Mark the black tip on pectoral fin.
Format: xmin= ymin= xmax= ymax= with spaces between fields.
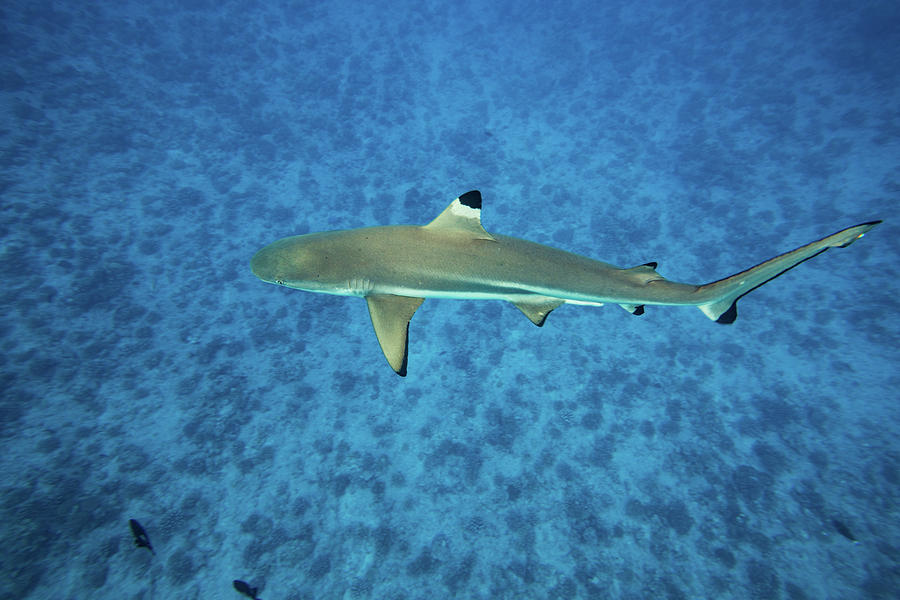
xmin=633 ymin=305 xmax=645 ymax=316
xmin=396 ymin=327 xmax=409 ymax=377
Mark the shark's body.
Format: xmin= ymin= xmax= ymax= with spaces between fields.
xmin=251 ymin=191 xmax=879 ymax=375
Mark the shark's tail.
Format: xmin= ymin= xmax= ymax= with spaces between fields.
xmin=697 ymin=220 xmax=881 ymax=324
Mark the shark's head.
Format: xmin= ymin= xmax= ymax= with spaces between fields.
xmin=250 ymin=235 xmax=318 ymax=289
xmin=252 ymin=232 xmax=364 ymax=294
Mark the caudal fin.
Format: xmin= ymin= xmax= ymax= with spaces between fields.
xmin=698 ymin=220 xmax=881 ymax=324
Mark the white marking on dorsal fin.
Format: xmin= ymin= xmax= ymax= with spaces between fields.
xmin=424 ymin=190 xmax=496 ymax=241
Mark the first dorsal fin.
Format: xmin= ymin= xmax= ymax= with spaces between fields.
xmin=424 ymin=191 xmax=495 ymax=241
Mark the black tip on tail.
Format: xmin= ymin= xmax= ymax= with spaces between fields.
xmin=716 ymin=302 xmax=738 ymax=324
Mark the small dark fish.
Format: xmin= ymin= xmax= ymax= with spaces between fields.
xmin=831 ymin=519 xmax=860 ymax=544
xmin=233 ymin=579 xmax=261 ymax=600
xmin=129 ymin=519 xmax=155 ymax=555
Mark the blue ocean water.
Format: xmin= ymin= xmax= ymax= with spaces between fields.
xmin=1 ymin=0 xmax=898 ymax=598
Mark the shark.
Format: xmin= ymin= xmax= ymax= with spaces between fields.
xmin=251 ymin=191 xmax=879 ymax=376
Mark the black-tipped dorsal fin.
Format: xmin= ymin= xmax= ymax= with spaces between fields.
xmin=625 ymin=262 xmax=665 ymax=284
xmin=628 ymin=262 xmax=658 ymax=272
xmin=424 ymin=191 xmax=495 ymax=241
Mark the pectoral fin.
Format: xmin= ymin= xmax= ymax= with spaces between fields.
xmin=366 ymin=295 xmax=425 ymax=376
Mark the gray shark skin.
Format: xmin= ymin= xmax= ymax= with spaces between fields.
xmin=251 ymin=191 xmax=880 ymax=376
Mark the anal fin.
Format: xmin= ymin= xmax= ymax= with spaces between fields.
xmin=618 ymin=304 xmax=645 ymax=315
xmin=366 ymin=295 xmax=425 ymax=376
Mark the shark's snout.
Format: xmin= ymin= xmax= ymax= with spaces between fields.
xmin=251 ymin=235 xmax=313 ymax=285
xmin=250 ymin=245 xmax=279 ymax=282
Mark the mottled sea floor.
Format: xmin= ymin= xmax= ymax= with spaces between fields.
xmin=1 ymin=1 xmax=898 ymax=599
